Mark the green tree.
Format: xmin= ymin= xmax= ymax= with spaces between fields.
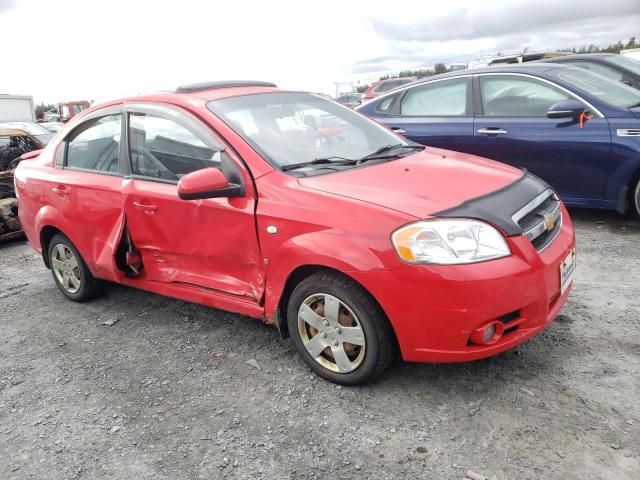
xmin=35 ymin=102 xmax=55 ymax=115
xmin=434 ymin=63 xmax=447 ymax=75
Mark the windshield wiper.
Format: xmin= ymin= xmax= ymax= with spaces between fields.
xmin=358 ymin=143 xmax=424 ymax=162
xmin=281 ymin=156 xmax=357 ymax=171
xmin=281 ymin=144 xmax=425 ymax=172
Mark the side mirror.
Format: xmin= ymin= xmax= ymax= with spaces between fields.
xmin=177 ymin=167 xmax=244 ymax=200
xmin=546 ymin=100 xmax=586 ymax=119
xmin=620 ymin=79 xmax=633 ymax=87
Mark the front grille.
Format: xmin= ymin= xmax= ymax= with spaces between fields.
xmin=513 ymin=190 xmax=561 ymax=251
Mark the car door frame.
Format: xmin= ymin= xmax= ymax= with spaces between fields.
xmin=119 ymin=101 xmax=266 ymax=305
xmin=471 ymin=71 xmax=605 ymax=119
xmin=382 ymin=75 xmax=474 ymax=117
xmin=48 ymin=104 xmax=128 ymax=282
xmin=471 ymin=72 xmax=613 ymax=203
xmin=369 ymin=75 xmax=477 ymax=152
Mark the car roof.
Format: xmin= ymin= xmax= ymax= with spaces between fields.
xmin=358 ymin=63 xmax=581 ymax=103
xmin=397 ymin=63 xmax=566 ymax=85
xmin=542 ymin=53 xmax=614 ymax=62
xmin=132 ymin=85 xmax=286 ymax=103
xmin=80 ymin=81 xmax=289 ymax=117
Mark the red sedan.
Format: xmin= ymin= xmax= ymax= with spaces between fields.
xmin=14 ymin=81 xmax=576 ymax=384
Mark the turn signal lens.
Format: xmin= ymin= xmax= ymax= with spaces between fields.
xmin=392 ymin=219 xmax=510 ymax=265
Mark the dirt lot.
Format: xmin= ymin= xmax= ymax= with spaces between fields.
xmin=1 ymin=209 xmax=638 ymax=480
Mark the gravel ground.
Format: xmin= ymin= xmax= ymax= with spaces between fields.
xmin=1 ymin=208 xmax=639 ymax=480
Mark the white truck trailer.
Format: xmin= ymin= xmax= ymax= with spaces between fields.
xmin=0 ymin=94 xmax=36 ymax=122
xmin=621 ymin=48 xmax=640 ymax=61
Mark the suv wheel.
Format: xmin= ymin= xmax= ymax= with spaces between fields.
xmin=48 ymin=233 xmax=102 ymax=302
xmin=287 ymin=271 xmax=396 ymax=385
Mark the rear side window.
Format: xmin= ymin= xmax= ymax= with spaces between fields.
xmin=479 ymin=75 xmax=571 ymax=116
xmin=66 ymin=114 xmax=121 ymax=172
xmin=400 ymin=78 xmax=468 ymax=116
xmin=375 ymin=94 xmax=397 ymax=113
xmin=128 ymin=113 xmax=223 ymax=181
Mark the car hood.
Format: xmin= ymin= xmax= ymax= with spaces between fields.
xmin=297 ymin=147 xmax=524 ymax=218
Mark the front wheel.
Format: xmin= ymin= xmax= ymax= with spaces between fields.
xmin=48 ymin=233 xmax=103 ymax=302
xmin=287 ymin=271 xmax=396 ymax=385
xmin=631 ymin=177 xmax=640 ymax=218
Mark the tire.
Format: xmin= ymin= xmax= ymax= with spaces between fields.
xmin=631 ymin=177 xmax=640 ymax=218
xmin=287 ymin=271 xmax=397 ymax=385
xmin=48 ymin=233 xmax=103 ymax=302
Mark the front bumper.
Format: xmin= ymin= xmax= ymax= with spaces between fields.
xmin=353 ymin=204 xmax=576 ymax=363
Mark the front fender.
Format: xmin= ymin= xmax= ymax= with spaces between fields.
xmin=606 ymin=121 xmax=640 ymax=211
xmin=263 ymin=230 xmax=390 ymax=320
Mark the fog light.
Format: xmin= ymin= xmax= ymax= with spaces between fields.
xmin=483 ymin=324 xmax=496 ymax=343
xmin=470 ymin=321 xmax=504 ymax=346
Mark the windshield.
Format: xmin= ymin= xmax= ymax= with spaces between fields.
xmin=607 ymin=55 xmax=640 ymax=76
xmin=0 ymin=121 xmax=51 ymax=136
xmin=554 ymin=67 xmax=640 ymax=109
xmin=208 ymin=92 xmax=410 ymax=170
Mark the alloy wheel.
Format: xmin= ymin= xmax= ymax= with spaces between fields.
xmin=51 ymin=243 xmax=82 ymax=294
xmin=297 ymin=293 xmax=366 ymax=373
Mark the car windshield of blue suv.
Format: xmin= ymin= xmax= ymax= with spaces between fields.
xmin=208 ymin=92 xmax=422 ymax=174
xmin=554 ymin=67 xmax=640 ymax=108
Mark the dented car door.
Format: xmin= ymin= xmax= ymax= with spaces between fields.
xmin=121 ymin=104 xmax=264 ymax=301
xmin=43 ymin=108 xmax=126 ymax=281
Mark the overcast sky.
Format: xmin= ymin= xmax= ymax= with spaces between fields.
xmin=1 ymin=0 xmax=638 ymax=104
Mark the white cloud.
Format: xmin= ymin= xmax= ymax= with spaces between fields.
xmin=0 ymin=0 xmax=638 ymax=103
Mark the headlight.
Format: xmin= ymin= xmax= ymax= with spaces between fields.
xmin=391 ymin=219 xmax=510 ymax=265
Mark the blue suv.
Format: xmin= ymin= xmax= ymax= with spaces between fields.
xmin=356 ymin=64 xmax=640 ymax=216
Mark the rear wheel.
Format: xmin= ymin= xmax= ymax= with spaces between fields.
xmin=48 ymin=233 xmax=102 ymax=302
xmin=287 ymin=271 xmax=396 ymax=385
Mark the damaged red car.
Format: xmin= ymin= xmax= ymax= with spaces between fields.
xmin=15 ymin=81 xmax=576 ymax=384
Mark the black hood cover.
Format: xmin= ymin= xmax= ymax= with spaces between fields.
xmin=435 ymin=171 xmax=551 ymax=236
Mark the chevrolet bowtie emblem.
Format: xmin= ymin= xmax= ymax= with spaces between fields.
xmin=543 ymin=212 xmax=557 ymax=232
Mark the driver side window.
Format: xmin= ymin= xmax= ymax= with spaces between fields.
xmin=128 ymin=113 xmax=224 ymax=181
xmin=479 ymin=75 xmax=573 ymax=116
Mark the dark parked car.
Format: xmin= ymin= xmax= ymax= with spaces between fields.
xmin=356 ymin=64 xmax=640 ymax=217
xmin=541 ymin=53 xmax=640 ymax=90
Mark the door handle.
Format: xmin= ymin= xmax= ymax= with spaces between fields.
xmin=52 ymin=186 xmax=69 ymax=197
xmin=391 ymin=127 xmax=406 ymax=134
xmin=477 ymin=128 xmax=507 ymax=136
xmin=132 ymin=201 xmax=158 ymax=214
